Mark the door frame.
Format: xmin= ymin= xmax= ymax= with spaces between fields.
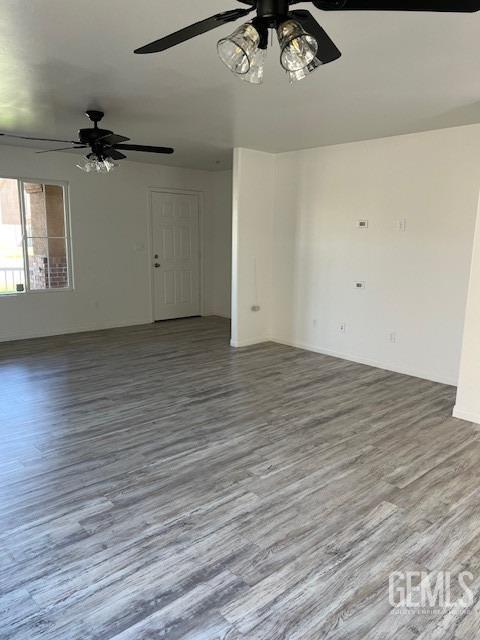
xmin=148 ymin=187 xmax=205 ymax=322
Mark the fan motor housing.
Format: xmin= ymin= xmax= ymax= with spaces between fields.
xmin=257 ymin=0 xmax=289 ymax=20
xmin=78 ymin=127 xmax=113 ymax=145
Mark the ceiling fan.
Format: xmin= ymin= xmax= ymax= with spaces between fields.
xmin=135 ymin=0 xmax=480 ymax=83
xmin=0 ymin=110 xmax=174 ymax=174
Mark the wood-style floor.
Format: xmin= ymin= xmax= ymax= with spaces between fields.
xmin=1 ymin=317 xmax=479 ymax=639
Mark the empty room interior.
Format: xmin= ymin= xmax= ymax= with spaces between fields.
xmin=2 ymin=1 xmax=480 ymax=638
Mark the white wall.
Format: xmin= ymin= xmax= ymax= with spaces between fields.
xmin=231 ymin=148 xmax=275 ymax=347
xmin=205 ymin=170 xmax=232 ymax=318
xmin=232 ymin=125 xmax=480 ymax=385
xmin=232 ymin=125 xmax=480 ymax=384
xmin=271 ymin=126 xmax=480 ymax=385
xmin=0 ymin=145 xmax=231 ymax=341
xmin=454 ymin=195 xmax=480 ymax=423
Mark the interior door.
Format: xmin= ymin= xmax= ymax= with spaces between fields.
xmin=151 ymin=191 xmax=200 ymax=321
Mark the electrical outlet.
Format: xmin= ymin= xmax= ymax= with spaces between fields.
xmin=354 ymin=281 xmax=366 ymax=290
xmin=339 ymin=322 xmax=347 ymax=334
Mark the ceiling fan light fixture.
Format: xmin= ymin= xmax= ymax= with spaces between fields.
xmin=217 ymin=22 xmax=260 ymax=75
xmin=76 ymin=156 xmax=117 ymax=174
xmin=277 ymin=19 xmax=318 ymax=72
xmin=76 ymin=158 xmax=95 ymax=173
xmin=99 ymin=157 xmax=117 ymax=173
xmin=286 ymin=56 xmax=323 ymax=83
xmin=238 ymin=46 xmax=267 ymax=84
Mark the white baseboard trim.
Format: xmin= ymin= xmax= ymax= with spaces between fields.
xmin=269 ymin=336 xmax=458 ymax=387
xmin=230 ymin=336 xmax=271 ymax=348
xmin=0 ymin=317 xmax=151 ymax=343
xmin=452 ymin=406 xmax=480 ymax=425
xmin=202 ymin=312 xmax=231 ymax=320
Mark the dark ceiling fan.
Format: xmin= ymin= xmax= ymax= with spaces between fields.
xmin=0 ymin=110 xmax=174 ymax=173
xmin=135 ymin=0 xmax=480 ymax=83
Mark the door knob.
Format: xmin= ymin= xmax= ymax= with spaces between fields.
xmin=154 ymin=263 xmax=161 ymax=268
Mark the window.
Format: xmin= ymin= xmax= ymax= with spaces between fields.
xmin=0 ymin=178 xmax=72 ymax=294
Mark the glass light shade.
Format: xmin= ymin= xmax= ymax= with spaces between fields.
xmin=278 ymin=20 xmax=318 ymax=72
xmin=76 ymin=157 xmax=117 ymax=173
xmin=286 ymin=56 xmax=322 ymax=83
xmin=217 ymin=23 xmax=260 ymax=75
xmin=238 ymin=47 xmax=267 ymax=84
xmin=76 ymin=158 xmax=94 ymax=173
xmin=100 ymin=158 xmax=116 ymax=173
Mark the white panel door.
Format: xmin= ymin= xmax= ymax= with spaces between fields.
xmin=151 ymin=192 xmax=200 ymax=321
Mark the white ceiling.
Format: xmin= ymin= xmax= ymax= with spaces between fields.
xmin=0 ymin=0 xmax=479 ymax=170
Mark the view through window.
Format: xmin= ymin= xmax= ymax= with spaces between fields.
xmin=0 ymin=179 xmax=71 ymax=294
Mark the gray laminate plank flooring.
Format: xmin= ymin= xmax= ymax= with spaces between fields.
xmin=1 ymin=317 xmax=479 ymax=639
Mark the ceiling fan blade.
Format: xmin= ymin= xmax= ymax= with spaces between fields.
xmin=0 ymin=133 xmax=79 ymax=144
xmin=106 ymin=149 xmax=127 ymax=160
xmin=312 ymin=0 xmax=480 ymax=11
xmin=134 ymin=7 xmax=254 ymax=54
xmin=290 ymin=10 xmax=342 ymax=64
xmin=98 ymin=133 xmax=130 ymax=145
xmin=115 ymin=144 xmax=174 ymax=155
xmin=35 ymin=146 xmax=87 ymax=154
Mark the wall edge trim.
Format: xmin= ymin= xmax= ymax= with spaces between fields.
xmin=269 ymin=336 xmax=458 ymax=386
xmin=230 ymin=336 xmax=271 ymax=348
xmin=452 ymin=405 xmax=480 ymax=425
xmin=0 ymin=318 xmax=151 ymax=343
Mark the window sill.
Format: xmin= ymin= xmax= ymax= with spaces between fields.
xmin=0 ymin=288 xmax=74 ymax=298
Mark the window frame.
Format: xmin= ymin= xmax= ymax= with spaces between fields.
xmin=0 ymin=176 xmax=73 ymax=296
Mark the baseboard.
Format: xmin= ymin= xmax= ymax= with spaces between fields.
xmin=452 ymin=406 xmax=480 ymax=425
xmin=0 ymin=317 xmax=151 ymax=343
xmin=230 ymin=336 xmax=271 ymax=348
xmin=269 ymin=336 xmax=458 ymax=387
xmin=202 ymin=313 xmax=231 ymax=320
